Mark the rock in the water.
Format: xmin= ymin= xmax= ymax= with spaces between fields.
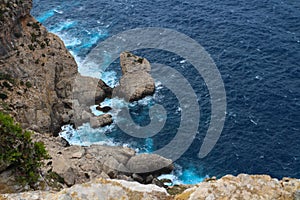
xmin=126 ymin=154 xmax=174 ymax=175
xmin=90 ymin=114 xmax=113 ymax=128
xmin=73 ymin=75 xmax=112 ymax=107
xmin=120 ymin=51 xmax=151 ymax=74
xmin=96 ymin=105 xmax=112 ymax=113
xmin=115 ymin=52 xmax=155 ymax=102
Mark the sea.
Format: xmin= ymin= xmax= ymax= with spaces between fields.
xmin=31 ymin=0 xmax=300 ymax=184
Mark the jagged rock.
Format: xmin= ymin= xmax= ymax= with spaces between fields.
xmin=1 ymin=178 xmax=170 ymax=200
xmin=114 ymin=52 xmax=155 ymax=102
xmin=175 ymin=174 xmax=300 ymax=200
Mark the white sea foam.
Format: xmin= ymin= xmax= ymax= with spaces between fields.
xmin=50 ymin=20 xmax=77 ymax=33
xmin=158 ymin=164 xmax=208 ymax=185
xmin=59 ymin=123 xmax=116 ymax=146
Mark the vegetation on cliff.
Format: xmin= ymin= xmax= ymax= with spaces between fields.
xmin=0 ymin=112 xmax=49 ymax=187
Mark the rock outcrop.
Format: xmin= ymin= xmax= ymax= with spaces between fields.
xmin=114 ymin=52 xmax=155 ymax=102
xmin=1 ymin=178 xmax=171 ymax=200
xmin=174 ymin=174 xmax=300 ymax=200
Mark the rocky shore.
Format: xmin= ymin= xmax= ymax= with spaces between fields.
xmin=1 ymin=0 xmax=300 ymax=199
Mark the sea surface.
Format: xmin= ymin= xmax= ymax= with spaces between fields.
xmin=32 ymin=0 xmax=300 ymax=184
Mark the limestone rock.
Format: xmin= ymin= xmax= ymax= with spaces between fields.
xmin=90 ymin=114 xmax=113 ymax=128
xmin=73 ymin=75 xmax=112 ymax=107
xmin=175 ymin=174 xmax=300 ymax=200
xmin=120 ymin=51 xmax=151 ymax=74
xmin=126 ymin=154 xmax=174 ymax=175
xmin=115 ymin=52 xmax=155 ymax=102
xmin=1 ymin=178 xmax=170 ymax=200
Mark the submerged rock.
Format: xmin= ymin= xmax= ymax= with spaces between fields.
xmin=114 ymin=52 xmax=155 ymax=102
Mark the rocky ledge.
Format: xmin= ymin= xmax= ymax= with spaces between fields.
xmin=1 ymin=174 xmax=300 ymax=200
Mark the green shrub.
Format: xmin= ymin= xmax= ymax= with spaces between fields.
xmin=25 ymin=81 xmax=32 ymax=88
xmin=0 ymin=73 xmax=14 ymax=84
xmin=0 ymin=93 xmax=8 ymax=100
xmin=0 ymin=112 xmax=49 ymax=187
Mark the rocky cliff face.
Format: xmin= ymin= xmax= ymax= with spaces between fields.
xmin=0 ymin=0 xmax=112 ymax=134
xmin=0 ymin=0 xmax=77 ymax=134
xmin=0 ymin=0 xmax=32 ymax=56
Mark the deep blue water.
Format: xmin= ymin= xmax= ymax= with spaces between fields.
xmin=32 ymin=0 xmax=300 ymax=183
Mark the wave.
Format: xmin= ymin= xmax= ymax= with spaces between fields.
xmin=158 ymin=164 xmax=208 ymax=185
xmin=50 ymin=20 xmax=77 ymax=33
xmin=36 ymin=9 xmax=56 ymax=23
xmin=59 ymin=123 xmax=115 ymax=146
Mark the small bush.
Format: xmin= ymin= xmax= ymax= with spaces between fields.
xmin=28 ymin=44 xmax=35 ymax=51
xmin=25 ymin=81 xmax=32 ymax=88
xmin=0 ymin=73 xmax=14 ymax=83
xmin=0 ymin=93 xmax=8 ymax=100
xmin=0 ymin=112 xmax=49 ymax=186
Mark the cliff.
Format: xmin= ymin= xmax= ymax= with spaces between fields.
xmin=0 ymin=0 xmax=77 ymax=134
xmin=0 ymin=0 xmax=112 ymax=134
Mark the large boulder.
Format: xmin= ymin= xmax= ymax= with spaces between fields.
xmin=115 ymin=52 xmax=155 ymax=102
xmin=126 ymin=154 xmax=174 ymax=175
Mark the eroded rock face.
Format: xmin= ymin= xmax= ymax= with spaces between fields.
xmin=0 ymin=0 xmax=32 ymax=56
xmin=0 ymin=0 xmax=77 ymax=134
xmin=0 ymin=0 xmax=113 ymax=134
xmin=175 ymin=174 xmax=300 ymax=200
xmin=115 ymin=52 xmax=155 ymax=102
xmin=1 ymin=178 xmax=171 ymax=200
